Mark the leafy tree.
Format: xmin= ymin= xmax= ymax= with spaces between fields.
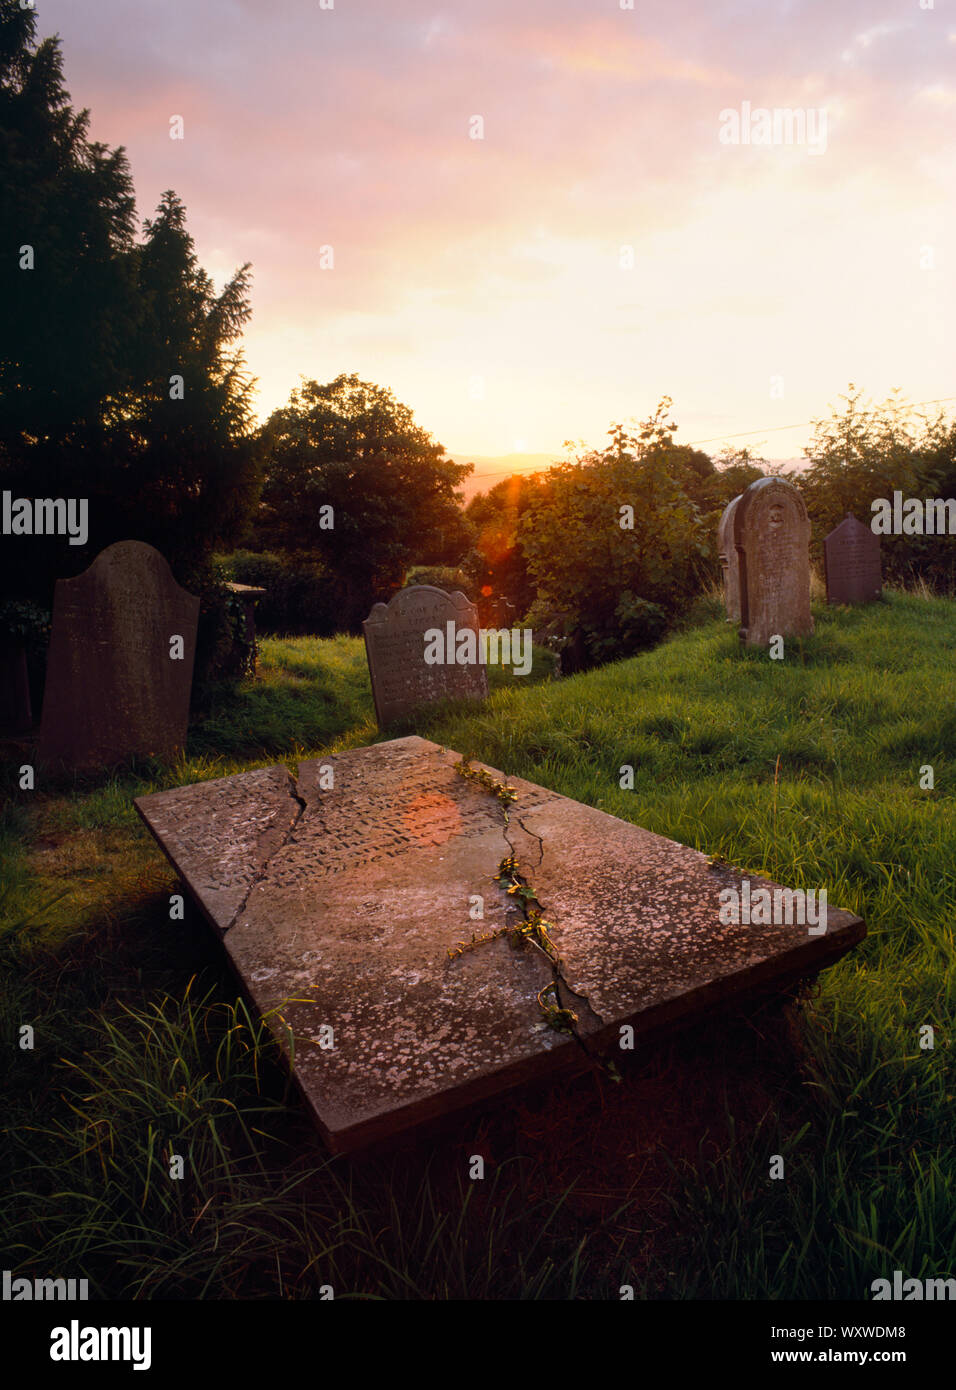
xmin=800 ymin=386 xmax=923 ymax=538
xmin=0 ymin=2 xmax=262 ymax=603
xmin=256 ymin=374 xmax=473 ymax=629
xmin=519 ymin=399 xmax=710 ymax=667
xmin=0 ymin=0 xmax=137 ymax=458
xmin=698 ymin=447 xmax=767 ymax=517
xmin=799 ymin=385 xmax=954 ymax=585
xmin=105 ymin=190 xmax=261 ymax=584
xmin=464 ymin=472 xmax=546 ymax=626
xmin=915 ymin=416 xmax=956 ymax=588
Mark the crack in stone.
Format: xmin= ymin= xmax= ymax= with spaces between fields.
xmin=507 ymin=811 xmax=546 ymax=871
xmin=221 ymin=766 xmax=307 ymax=935
xmin=500 ymin=807 xmax=606 ymax=1047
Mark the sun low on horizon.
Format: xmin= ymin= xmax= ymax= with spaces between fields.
xmin=42 ymin=0 xmax=954 ymax=469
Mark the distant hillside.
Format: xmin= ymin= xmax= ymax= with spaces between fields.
xmin=453 ymin=453 xmax=808 ymax=501
xmin=450 ymin=453 xmax=563 ymax=501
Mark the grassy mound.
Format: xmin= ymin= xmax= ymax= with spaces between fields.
xmin=1 ymin=591 xmax=953 ymax=1298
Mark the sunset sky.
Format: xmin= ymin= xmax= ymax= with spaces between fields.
xmin=41 ymin=0 xmax=954 ymax=476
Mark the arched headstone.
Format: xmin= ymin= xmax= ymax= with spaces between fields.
xmin=733 ymin=477 xmax=813 ymax=647
xmin=362 ymin=585 xmax=488 ymax=729
xmin=38 ymin=541 xmax=199 ymax=769
xmin=717 ymin=493 xmax=743 ymax=623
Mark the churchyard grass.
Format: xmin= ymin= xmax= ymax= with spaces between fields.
xmin=0 ymin=590 xmax=953 ymax=1298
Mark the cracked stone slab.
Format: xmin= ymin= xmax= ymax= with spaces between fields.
xmin=134 ymin=736 xmax=865 ymax=1153
xmin=133 ymin=765 xmax=302 ymax=932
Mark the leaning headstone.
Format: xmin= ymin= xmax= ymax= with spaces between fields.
xmin=363 ymin=585 xmax=488 ymax=729
xmin=135 ymin=736 xmax=865 ymax=1154
xmin=733 ymin=477 xmax=813 ymax=646
xmin=824 ymin=514 xmax=882 ymax=605
xmin=717 ymin=494 xmax=743 ymax=623
xmin=39 ymin=540 xmax=199 ymax=770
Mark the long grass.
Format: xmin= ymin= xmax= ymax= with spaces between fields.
xmin=1 ymin=589 xmax=953 ymax=1298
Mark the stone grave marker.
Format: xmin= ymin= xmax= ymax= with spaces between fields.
xmin=734 ymin=477 xmax=813 ymax=646
xmin=363 ymin=585 xmax=488 ymax=729
xmin=39 ymin=540 xmax=199 ymax=770
xmin=824 ymin=514 xmax=882 ymax=605
xmin=135 ymin=736 xmax=865 ymax=1154
xmin=717 ymin=493 xmax=742 ymax=624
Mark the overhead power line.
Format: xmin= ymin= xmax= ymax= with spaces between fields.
xmin=460 ymin=395 xmax=956 ymax=484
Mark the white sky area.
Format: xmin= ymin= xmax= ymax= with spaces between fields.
xmin=41 ymin=0 xmax=955 ymax=470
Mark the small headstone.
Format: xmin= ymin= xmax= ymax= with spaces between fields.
xmin=734 ymin=477 xmax=813 ymax=646
xmin=39 ymin=540 xmax=199 ymax=770
xmin=717 ymin=494 xmax=742 ymax=623
xmin=225 ymin=582 xmax=267 ymax=669
xmin=136 ymin=736 xmax=865 ymax=1154
xmin=363 ymin=585 xmax=488 ymax=729
xmin=824 ymin=514 xmax=882 ymax=605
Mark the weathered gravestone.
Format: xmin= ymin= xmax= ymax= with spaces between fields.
xmin=824 ymin=514 xmax=882 ymax=605
xmin=733 ymin=477 xmax=813 ymax=647
xmin=363 ymin=585 xmax=488 ymax=729
xmin=39 ymin=540 xmax=199 ymax=770
xmin=135 ymin=736 xmax=865 ymax=1154
xmin=717 ymin=494 xmax=742 ymax=624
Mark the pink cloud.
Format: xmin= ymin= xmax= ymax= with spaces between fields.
xmin=35 ymin=0 xmax=954 ymax=450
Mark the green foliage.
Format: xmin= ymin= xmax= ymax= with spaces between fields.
xmin=255 ymin=374 xmax=475 ymax=631
xmin=464 ymin=472 xmax=545 ymax=625
xmin=799 ymin=384 xmax=956 ymax=589
xmin=190 ymin=560 xmax=258 ymax=705
xmin=2 ymin=597 xmax=954 ymax=1297
xmin=449 ymin=763 xmax=575 ymax=1033
xmin=697 ymin=447 xmax=767 ymax=523
xmin=220 ymin=550 xmax=339 ymax=636
xmin=0 ymin=6 xmax=263 ymax=604
xmin=0 ymin=597 xmax=51 ymax=715
xmin=404 ymin=564 xmax=475 ymax=597
xmin=0 ymin=597 xmax=49 ymax=647
xmin=0 ymin=1 xmax=137 ymax=451
xmin=519 ymin=400 xmax=711 ymax=667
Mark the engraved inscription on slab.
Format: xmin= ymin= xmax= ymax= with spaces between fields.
xmin=39 ymin=540 xmax=199 ymax=769
xmin=135 ymin=736 xmax=865 ymax=1154
xmin=733 ymin=477 xmax=813 ymax=647
xmin=824 ymin=514 xmax=882 ymax=605
xmin=363 ymin=585 xmax=488 ymax=729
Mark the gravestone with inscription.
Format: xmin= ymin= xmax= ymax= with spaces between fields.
xmin=363 ymin=585 xmax=488 ymax=729
xmin=733 ymin=477 xmax=813 ymax=647
xmin=39 ymin=540 xmax=199 ymax=770
xmin=824 ymin=514 xmax=882 ymax=605
xmin=135 ymin=736 xmax=865 ymax=1154
xmin=717 ymin=494 xmax=742 ymax=624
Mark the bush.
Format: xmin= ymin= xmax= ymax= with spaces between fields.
xmin=518 ymin=405 xmax=710 ymax=670
xmin=0 ymin=598 xmax=51 ymax=719
xmin=189 ymin=560 xmax=257 ymax=707
xmin=403 ymin=565 xmax=475 ymax=597
xmin=219 ymin=551 xmax=340 ymax=636
xmin=799 ymin=386 xmax=956 ymax=591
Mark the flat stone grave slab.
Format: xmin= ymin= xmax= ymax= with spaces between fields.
xmin=134 ymin=737 xmax=865 ymax=1153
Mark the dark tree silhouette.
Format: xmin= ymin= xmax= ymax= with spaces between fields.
xmin=0 ymin=1 xmax=262 ymax=604
xmin=256 ymin=373 xmax=473 ymax=628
